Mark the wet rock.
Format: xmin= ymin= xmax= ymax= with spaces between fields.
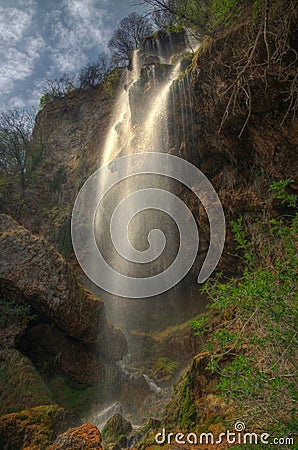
xmin=0 ymin=404 xmax=80 ymax=450
xmin=49 ymin=423 xmax=102 ymax=449
xmin=119 ymin=374 xmax=151 ymax=414
xmin=142 ymin=29 xmax=189 ymax=62
xmin=129 ymin=418 xmax=162 ymax=449
xmin=94 ymin=402 xmax=123 ymax=430
xmin=164 ymin=352 xmax=232 ymax=429
xmin=102 ymin=413 xmax=132 ymax=448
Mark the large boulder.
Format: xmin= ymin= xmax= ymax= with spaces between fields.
xmin=0 ymin=348 xmax=54 ymax=415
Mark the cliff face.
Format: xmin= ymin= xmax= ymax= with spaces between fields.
xmin=29 ymin=86 xmax=115 ymax=255
xmin=181 ymin=26 xmax=298 ymax=275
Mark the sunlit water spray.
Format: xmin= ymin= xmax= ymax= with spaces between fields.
xmin=86 ymin=32 xmax=208 ymax=426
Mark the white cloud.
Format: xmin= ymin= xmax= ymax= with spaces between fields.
xmin=46 ymin=0 xmax=111 ymax=72
xmin=0 ymin=0 xmax=136 ymax=109
xmin=0 ymin=6 xmax=34 ymax=44
xmin=0 ymin=36 xmax=46 ymax=95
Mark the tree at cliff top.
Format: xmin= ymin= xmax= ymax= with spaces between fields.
xmin=39 ymin=73 xmax=76 ymax=108
xmin=78 ymin=52 xmax=113 ymax=90
xmin=0 ymin=108 xmax=43 ymax=214
xmin=108 ymin=12 xmax=153 ymax=64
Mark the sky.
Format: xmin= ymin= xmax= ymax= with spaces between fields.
xmin=0 ymin=0 xmax=143 ymax=111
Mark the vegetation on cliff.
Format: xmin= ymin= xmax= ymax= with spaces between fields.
xmin=178 ymin=182 xmax=297 ymax=439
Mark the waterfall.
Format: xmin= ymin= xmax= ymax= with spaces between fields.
xmin=95 ymin=31 xmax=199 ymax=288
xmin=82 ymin=30 xmax=208 ymax=427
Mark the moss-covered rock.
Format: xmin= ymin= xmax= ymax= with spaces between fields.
xmin=164 ymin=352 xmax=232 ymax=432
xmin=0 ymin=404 xmax=80 ymax=450
xmin=102 ymin=413 xmax=132 ymax=448
xmin=0 ymin=348 xmax=54 ymax=415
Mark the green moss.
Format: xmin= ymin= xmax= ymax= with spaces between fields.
xmin=102 ymin=413 xmax=132 ymax=445
xmin=153 ymin=357 xmax=180 ymax=382
xmin=179 ymin=384 xmax=196 ymax=430
xmin=0 ymin=405 xmax=79 ymax=450
xmin=0 ymin=298 xmax=34 ymax=328
xmin=0 ymin=349 xmax=54 ymax=415
xmin=103 ymin=67 xmax=124 ymax=97
xmin=46 ymin=376 xmax=100 ymax=417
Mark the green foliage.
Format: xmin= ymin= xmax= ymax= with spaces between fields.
xmin=211 ymin=0 xmax=245 ymax=25
xmin=269 ymin=178 xmax=297 ymax=208
xmin=200 ymin=201 xmax=298 ymax=432
xmin=39 ymin=93 xmax=52 ymax=109
xmin=190 ymin=315 xmax=209 ymax=336
xmin=152 ymin=357 xmax=180 ymax=381
xmin=231 ymin=216 xmax=255 ymax=265
xmin=179 ymin=383 xmax=196 ymax=430
xmin=103 ymin=68 xmax=123 ymax=97
xmin=0 ymin=298 xmax=34 ymax=328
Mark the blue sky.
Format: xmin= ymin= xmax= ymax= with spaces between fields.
xmin=0 ymin=0 xmax=143 ymax=110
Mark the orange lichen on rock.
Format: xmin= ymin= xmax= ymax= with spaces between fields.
xmin=49 ymin=423 xmax=102 ymax=449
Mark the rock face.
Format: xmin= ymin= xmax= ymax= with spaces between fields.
xmin=0 ymin=405 xmax=80 ymax=450
xmin=183 ymin=27 xmax=298 ymax=275
xmin=6 ymin=85 xmax=116 ymax=254
xmin=0 ymin=214 xmax=127 ymax=410
xmin=49 ymin=423 xmax=102 ymax=449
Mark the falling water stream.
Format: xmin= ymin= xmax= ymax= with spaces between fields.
xmin=84 ymin=30 xmax=207 ymax=431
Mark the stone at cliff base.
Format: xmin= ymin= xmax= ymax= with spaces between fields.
xmin=48 ymin=423 xmax=102 ymax=449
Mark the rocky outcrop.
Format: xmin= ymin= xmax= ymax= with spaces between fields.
xmin=10 ymin=85 xmax=116 ymax=254
xmin=0 ymin=214 xmax=127 ymax=357
xmin=49 ymin=423 xmax=102 ymax=449
xmin=0 ymin=214 xmax=127 ymax=409
xmin=0 ymin=405 xmax=80 ymax=450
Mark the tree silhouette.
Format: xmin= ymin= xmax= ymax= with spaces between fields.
xmin=108 ymin=13 xmax=153 ymax=63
